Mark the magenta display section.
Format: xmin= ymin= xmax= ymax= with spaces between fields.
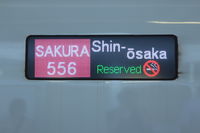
xmin=34 ymin=39 xmax=90 ymax=78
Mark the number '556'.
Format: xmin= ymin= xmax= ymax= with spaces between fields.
xmin=47 ymin=62 xmax=76 ymax=76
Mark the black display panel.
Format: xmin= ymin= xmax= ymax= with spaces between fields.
xmin=25 ymin=35 xmax=178 ymax=80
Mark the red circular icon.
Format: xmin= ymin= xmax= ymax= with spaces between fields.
xmin=143 ymin=60 xmax=160 ymax=77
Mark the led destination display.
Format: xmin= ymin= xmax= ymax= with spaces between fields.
xmin=25 ymin=35 xmax=178 ymax=80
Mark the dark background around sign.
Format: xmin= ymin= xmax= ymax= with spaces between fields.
xmin=90 ymin=36 xmax=177 ymax=79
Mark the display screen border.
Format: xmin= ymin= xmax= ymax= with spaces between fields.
xmin=25 ymin=34 xmax=178 ymax=80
